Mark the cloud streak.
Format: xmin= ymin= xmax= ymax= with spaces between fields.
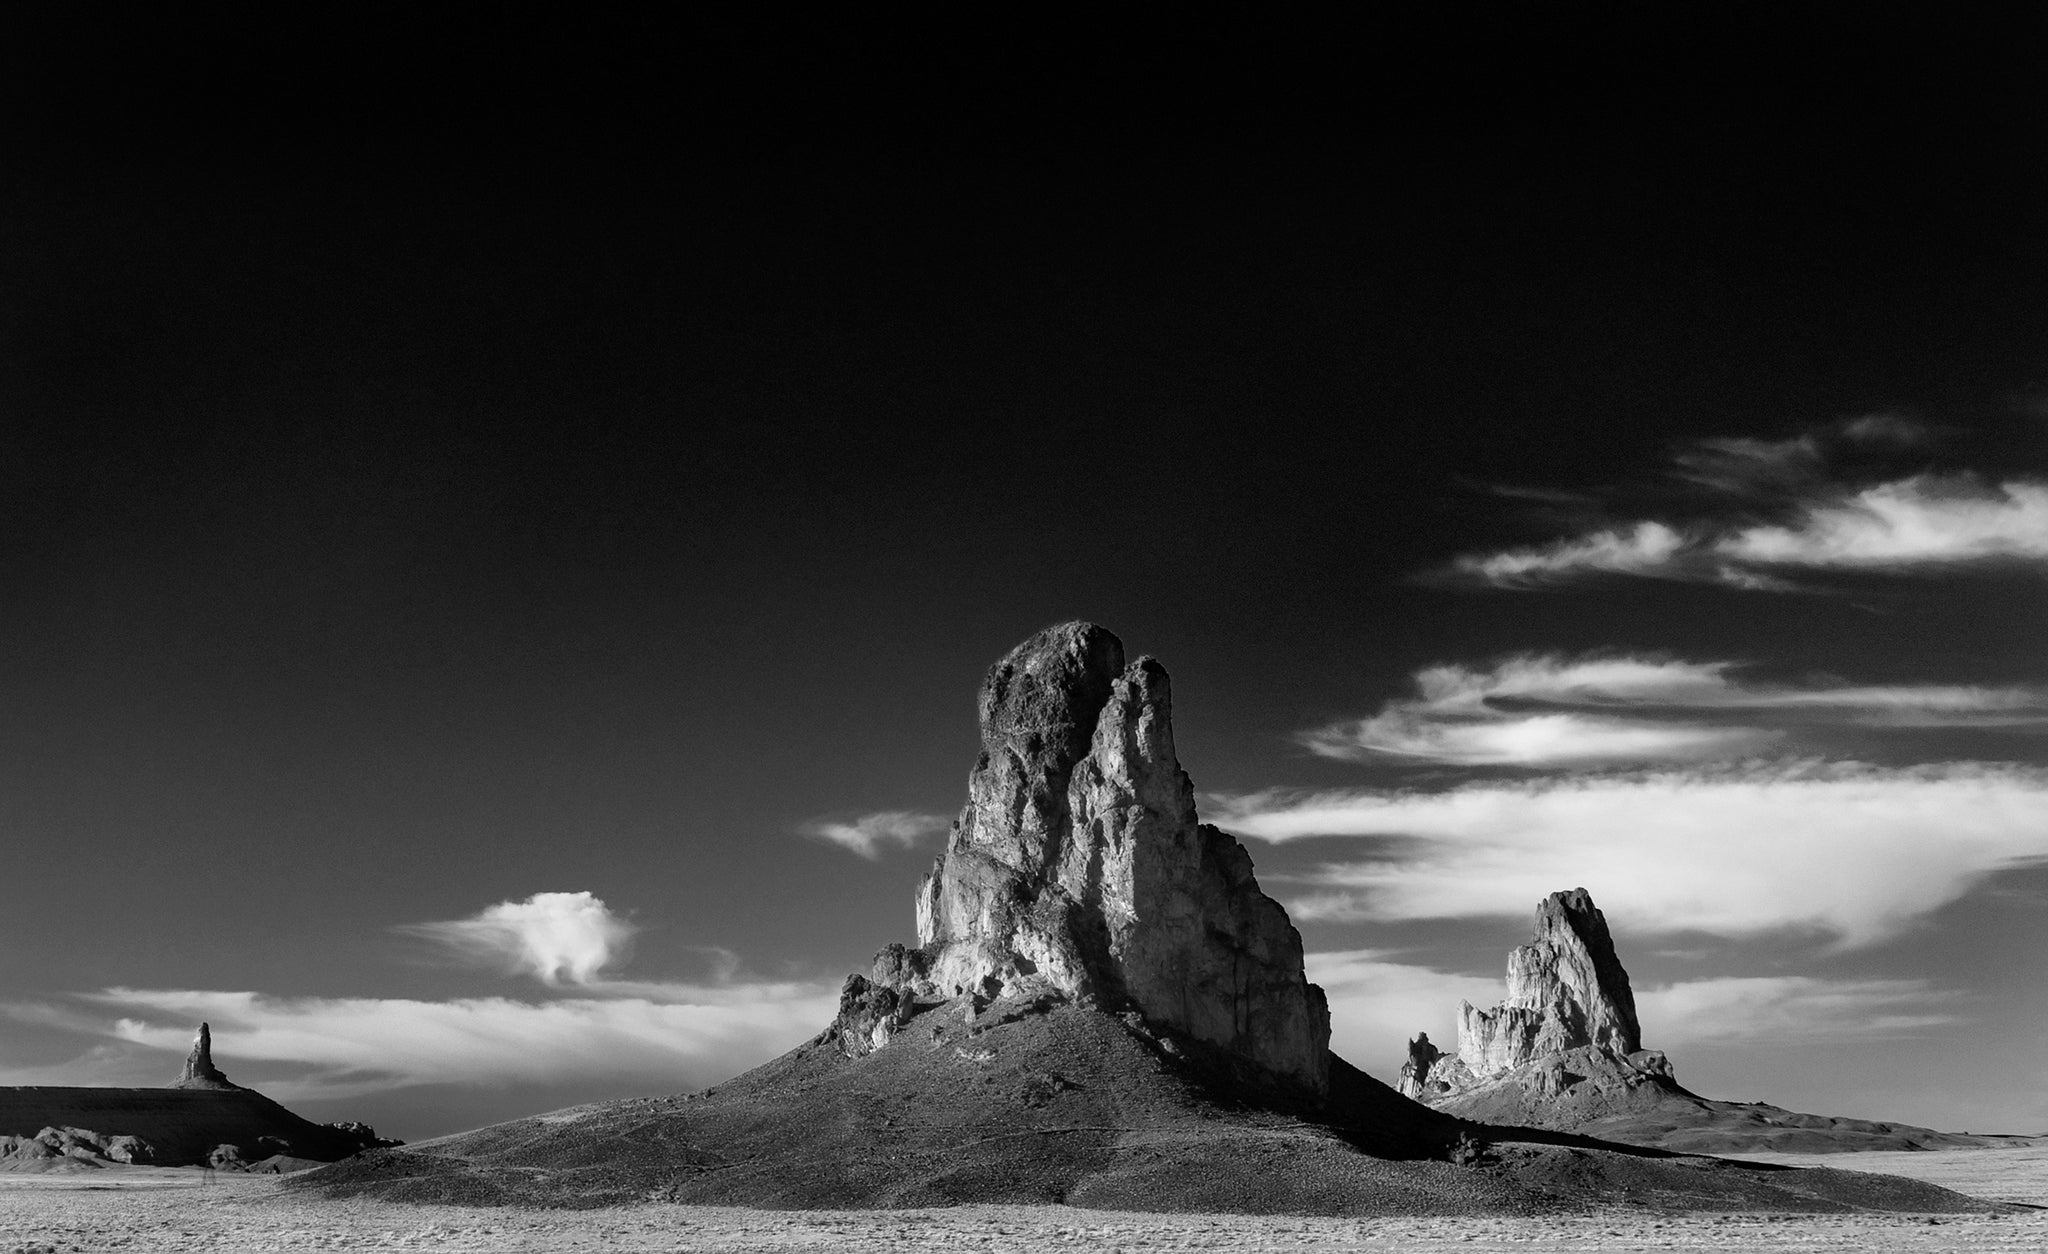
xmin=1635 ymin=976 xmax=1962 ymax=1043
xmin=397 ymin=891 xmax=636 ymax=986
xmin=1217 ymin=762 xmax=2048 ymax=946
xmin=801 ymin=810 xmax=950 ymax=858
xmin=1718 ymin=476 xmax=2048 ymax=570
xmin=1446 ymin=415 xmax=2048 ymax=591
xmin=0 ymin=978 xmax=840 ymax=1102
xmin=1306 ymin=951 xmax=1962 ymax=1076
xmin=1302 ymin=654 xmax=2048 ymax=765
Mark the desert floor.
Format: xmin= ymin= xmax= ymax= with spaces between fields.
xmin=2 ymin=1149 xmax=2044 ymax=1253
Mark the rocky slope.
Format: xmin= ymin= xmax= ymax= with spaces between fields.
xmin=300 ymin=623 xmax=1997 ymax=1214
xmin=1399 ymin=890 xmax=2002 ymax=1153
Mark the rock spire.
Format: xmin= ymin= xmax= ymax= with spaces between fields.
xmin=170 ymin=1022 xmax=237 ymax=1091
xmin=1461 ymin=887 xmax=1641 ymax=1072
xmin=1400 ymin=889 xmax=1671 ymax=1104
xmin=837 ymin=622 xmax=1331 ymax=1091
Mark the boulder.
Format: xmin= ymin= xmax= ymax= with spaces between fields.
xmin=838 ymin=622 xmax=1331 ymax=1091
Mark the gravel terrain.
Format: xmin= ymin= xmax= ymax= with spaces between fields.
xmin=3 ymin=1150 xmax=2043 ymax=1253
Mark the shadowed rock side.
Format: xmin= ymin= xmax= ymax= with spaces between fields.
xmin=1400 ymin=890 xmax=2010 ymax=1154
xmin=300 ymin=624 xmax=2000 ymax=1214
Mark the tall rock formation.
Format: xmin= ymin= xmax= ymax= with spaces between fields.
xmin=839 ymin=622 xmax=1331 ymax=1091
xmin=1459 ymin=887 xmax=1641 ymax=1074
xmin=171 ymin=1022 xmax=239 ymax=1091
xmin=1400 ymin=889 xmax=1671 ymax=1108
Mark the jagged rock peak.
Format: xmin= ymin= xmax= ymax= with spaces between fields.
xmin=1458 ymin=888 xmax=1642 ymax=1076
xmin=846 ymin=622 xmax=1331 ymax=1091
xmin=170 ymin=1022 xmax=237 ymax=1091
xmin=1398 ymin=888 xmax=1677 ymax=1106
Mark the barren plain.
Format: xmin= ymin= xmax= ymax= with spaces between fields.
xmin=3 ymin=1148 xmax=2044 ymax=1253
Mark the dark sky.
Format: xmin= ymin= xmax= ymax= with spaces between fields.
xmin=5 ymin=8 xmax=2046 ymax=1139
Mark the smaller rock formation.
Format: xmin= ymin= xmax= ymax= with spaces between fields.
xmin=172 ymin=1023 xmax=238 ymax=1091
xmin=1457 ymin=887 xmax=1644 ymax=1078
xmin=1399 ymin=889 xmax=1677 ymax=1116
xmin=1393 ymin=887 xmax=2016 ymax=1153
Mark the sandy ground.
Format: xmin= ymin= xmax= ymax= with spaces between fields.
xmin=2 ymin=1153 xmax=2044 ymax=1252
xmin=1723 ymin=1143 xmax=2048 ymax=1208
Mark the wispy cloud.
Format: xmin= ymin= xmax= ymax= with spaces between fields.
xmin=81 ymin=983 xmax=833 ymax=1101
xmin=1636 ymin=976 xmax=1962 ymax=1043
xmin=1301 ymin=654 xmax=2048 ymax=765
xmin=1216 ymin=762 xmax=2048 ymax=946
xmin=1 ymin=975 xmax=840 ymax=1102
xmin=1450 ymin=521 xmax=1714 ymax=588
xmin=397 ymin=891 xmax=636 ymax=986
xmin=1306 ymin=951 xmax=1961 ymax=1075
xmin=1444 ymin=415 xmax=2048 ymax=590
xmin=801 ymin=810 xmax=950 ymax=858
xmin=1716 ymin=475 xmax=2048 ymax=569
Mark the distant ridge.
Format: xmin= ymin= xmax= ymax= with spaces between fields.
xmin=0 ymin=1023 xmax=395 ymax=1170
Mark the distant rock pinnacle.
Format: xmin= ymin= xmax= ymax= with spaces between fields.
xmin=1462 ymin=887 xmax=1641 ymax=1071
xmin=170 ymin=1022 xmax=238 ymax=1091
xmin=836 ymin=622 xmax=1331 ymax=1091
xmin=1400 ymin=889 xmax=1672 ymax=1106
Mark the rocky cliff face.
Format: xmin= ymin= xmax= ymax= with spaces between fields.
xmin=1400 ymin=889 xmax=1672 ymax=1106
xmin=837 ymin=622 xmax=1330 ymax=1091
xmin=171 ymin=1022 xmax=239 ymax=1091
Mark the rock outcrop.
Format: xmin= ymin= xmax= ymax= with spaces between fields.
xmin=171 ymin=1022 xmax=238 ymax=1091
xmin=1392 ymin=887 xmax=2019 ymax=1154
xmin=834 ymin=622 xmax=1331 ymax=1091
xmin=1 ymin=1024 xmax=399 ymax=1169
xmin=1400 ymin=889 xmax=1671 ymax=1109
xmin=0 ymin=1126 xmax=157 ymax=1171
xmin=1456 ymin=888 xmax=1645 ymax=1079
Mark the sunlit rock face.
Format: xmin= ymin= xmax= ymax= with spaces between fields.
xmin=1399 ymin=888 xmax=1674 ymax=1106
xmin=863 ymin=621 xmax=1329 ymax=1091
xmin=1459 ymin=887 xmax=1642 ymax=1074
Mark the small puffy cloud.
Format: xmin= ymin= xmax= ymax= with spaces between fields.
xmin=399 ymin=891 xmax=635 ymax=986
xmin=802 ymin=810 xmax=949 ymax=859
xmin=1301 ymin=654 xmax=2048 ymax=765
xmin=1215 ymin=762 xmax=2048 ymax=947
xmin=46 ymin=979 xmax=839 ymax=1102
